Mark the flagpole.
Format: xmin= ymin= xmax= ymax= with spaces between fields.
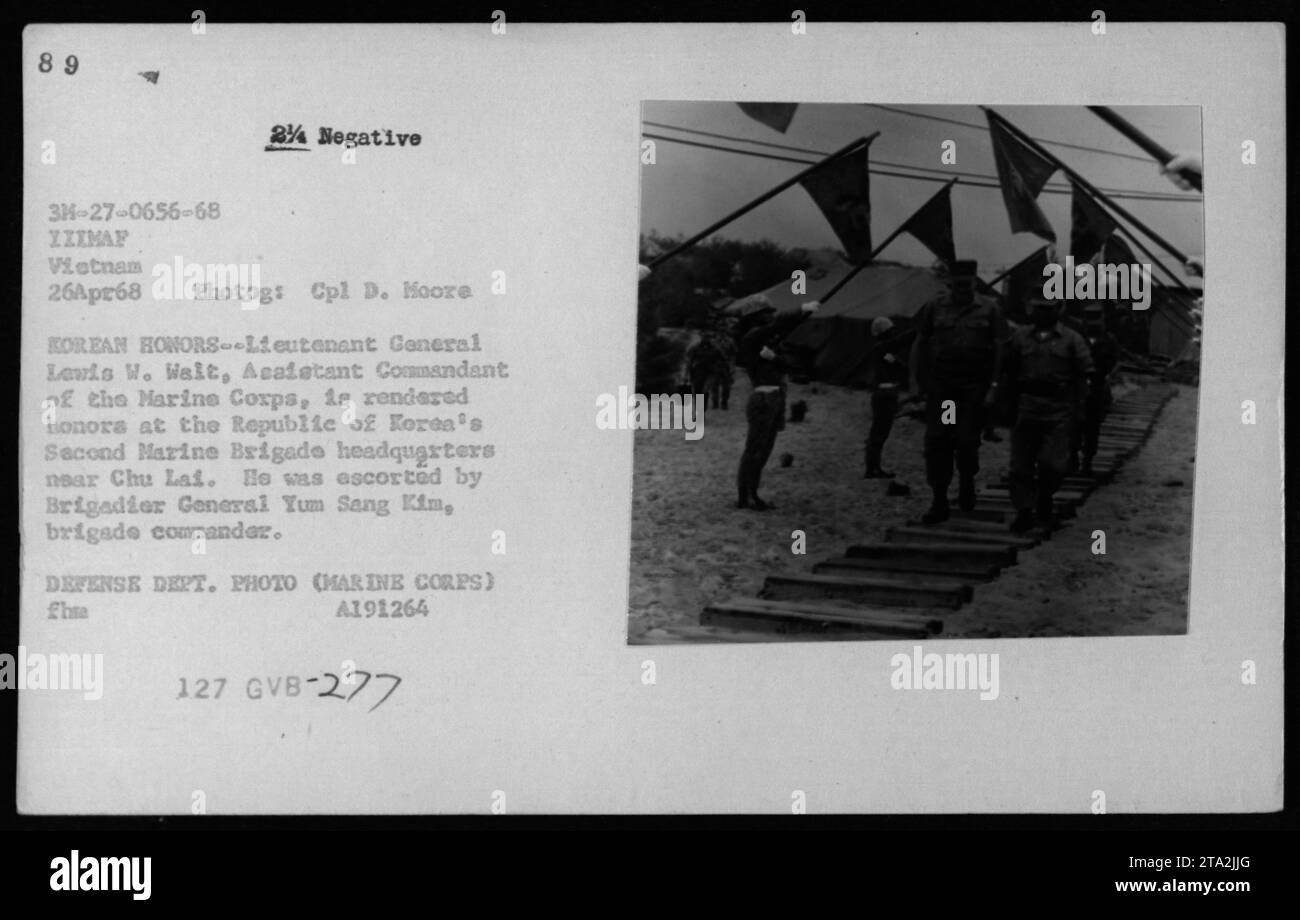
xmin=986 ymin=245 xmax=1050 ymax=289
xmin=1086 ymin=106 xmax=1202 ymax=191
xmin=647 ymin=133 xmax=881 ymax=270
xmin=817 ymin=178 xmax=959 ymax=307
xmin=982 ymin=107 xmax=1192 ymax=267
xmin=1113 ymin=227 xmax=1196 ymax=298
xmin=1106 ymin=228 xmax=1198 ymax=337
xmin=1068 ymin=176 xmax=1198 ymax=297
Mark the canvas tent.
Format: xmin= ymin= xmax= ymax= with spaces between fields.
xmin=744 ymin=251 xmax=947 ymax=388
xmin=1096 ymin=286 xmax=1198 ymax=359
xmin=1146 ymin=286 xmax=1198 ymax=358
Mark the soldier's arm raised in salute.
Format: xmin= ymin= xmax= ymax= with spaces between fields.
xmin=910 ymin=302 xmax=933 ymax=394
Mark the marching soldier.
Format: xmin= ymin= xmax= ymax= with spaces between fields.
xmin=910 ymin=260 xmax=1006 ymax=524
xmin=1003 ymin=296 xmax=1094 ymax=533
xmin=734 ymin=298 xmax=818 ymax=510
xmin=1075 ymin=310 xmax=1120 ymax=476
xmin=864 ymin=315 xmax=908 ymax=478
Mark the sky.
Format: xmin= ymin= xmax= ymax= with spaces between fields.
xmin=639 ymin=102 xmax=1204 ymax=284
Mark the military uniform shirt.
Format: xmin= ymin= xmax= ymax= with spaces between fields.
xmin=1005 ymin=322 xmax=1094 ymax=421
xmin=737 ymin=310 xmax=806 ymax=388
xmin=915 ymin=293 xmax=1006 ymax=389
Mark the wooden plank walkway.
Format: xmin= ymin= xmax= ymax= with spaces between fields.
xmin=682 ymin=381 xmax=1179 ymax=640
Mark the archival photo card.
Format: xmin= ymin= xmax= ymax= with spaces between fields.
xmin=17 ymin=21 xmax=1282 ymax=816
xmin=630 ymin=102 xmax=1205 ymax=646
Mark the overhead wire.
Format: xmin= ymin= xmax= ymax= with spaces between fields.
xmin=642 ymin=131 xmax=1203 ymax=203
xmin=859 ymin=103 xmax=1157 ymax=164
xmin=644 ymin=119 xmax=1200 ymax=202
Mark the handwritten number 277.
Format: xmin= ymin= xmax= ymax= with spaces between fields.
xmin=318 ymin=671 xmax=401 ymax=712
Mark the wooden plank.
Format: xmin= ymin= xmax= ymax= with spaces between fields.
xmin=1099 ymin=423 xmax=1152 ymax=432
xmin=908 ymin=515 xmax=1036 ymax=536
xmin=813 ymin=556 xmax=998 ymax=583
xmin=995 ymin=478 xmax=1096 ymax=494
xmin=702 ymin=597 xmax=943 ymax=636
xmin=944 ymin=506 xmax=1014 ymax=523
xmin=844 ymin=540 xmax=1015 ymax=566
xmin=632 ymin=625 xmax=802 ymax=644
xmin=888 ymin=525 xmax=1038 ymax=549
xmin=761 ymin=573 xmax=971 ymax=608
xmin=981 ymin=486 xmax=1087 ymax=503
xmin=974 ymin=498 xmax=1077 ymax=517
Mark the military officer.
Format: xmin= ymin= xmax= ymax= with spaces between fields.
xmin=909 ymin=260 xmax=1006 ymax=524
xmin=1003 ymin=296 xmax=1095 ymax=533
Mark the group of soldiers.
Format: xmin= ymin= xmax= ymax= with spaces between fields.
xmin=727 ymin=259 xmax=1121 ymax=533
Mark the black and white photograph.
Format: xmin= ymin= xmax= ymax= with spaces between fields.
xmin=6 ymin=10 xmax=1286 ymax=842
xmin=630 ymin=102 xmax=1205 ymax=644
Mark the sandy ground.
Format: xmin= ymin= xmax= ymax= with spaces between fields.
xmin=627 ymin=376 xmax=1195 ymax=642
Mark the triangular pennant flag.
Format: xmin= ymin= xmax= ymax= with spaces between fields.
xmin=1100 ymin=234 xmax=1155 ymax=310
xmin=1001 ymin=245 xmax=1052 ymax=319
xmin=900 ymin=182 xmax=956 ymax=264
xmin=1070 ymin=182 xmax=1118 ymax=261
xmin=987 ymin=114 xmax=1057 ymax=241
xmin=799 ymin=141 xmax=873 ymax=263
xmin=1101 ymin=233 xmax=1137 ymax=267
xmin=736 ymin=102 xmax=799 ymax=133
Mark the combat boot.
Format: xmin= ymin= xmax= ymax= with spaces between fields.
xmin=1009 ymin=508 xmax=1036 ymax=533
xmin=957 ymin=475 xmax=977 ymax=511
xmin=920 ymin=492 xmax=950 ymax=525
xmin=1036 ymin=495 xmax=1056 ymax=532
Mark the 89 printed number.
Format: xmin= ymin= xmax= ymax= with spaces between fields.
xmin=38 ymin=53 xmax=79 ymax=75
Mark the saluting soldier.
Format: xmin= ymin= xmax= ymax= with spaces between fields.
xmin=734 ymin=298 xmax=818 ymax=511
xmin=863 ymin=315 xmax=909 ymax=478
xmin=910 ymin=260 xmax=1006 ymax=524
xmin=1076 ymin=310 xmax=1120 ymax=476
xmin=1003 ymin=296 xmax=1094 ymax=532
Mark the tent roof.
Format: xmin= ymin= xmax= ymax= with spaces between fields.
xmin=750 ymin=253 xmax=948 ymax=387
xmin=749 ymin=252 xmax=948 ymax=326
